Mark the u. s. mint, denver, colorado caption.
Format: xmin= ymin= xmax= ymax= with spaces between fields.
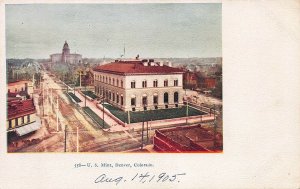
xmin=74 ymin=162 xmax=154 ymax=168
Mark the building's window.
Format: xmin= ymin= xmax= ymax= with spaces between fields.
xmin=109 ymin=92 xmax=111 ymax=100
xmin=113 ymin=78 xmax=115 ymax=86
xmin=174 ymin=92 xmax=179 ymax=103
xmin=142 ymin=80 xmax=147 ymax=88
xmin=117 ymin=94 xmax=119 ymax=103
xmin=109 ymin=77 xmax=111 ymax=85
xmin=15 ymin=118 xmax=18 ymax=126
xmin=106 ymin=77 xmax=108 ymax=83
xmin=131 ymin=81 xmax=136 ymax=88
xmin=27 ymin=115 xmax=30 ymax=122
xmin=142 ymin=96 xmax=147 ymax=106
xmin=153 ymin=80 xmax=158 ymax=87
xmin=153 ymin=95 xmax=158 ymax=104
xmin=174 ymin=80 xmax=178 ymax=86
xmin=131 ymin=97 xmax=136 ymax=106
xmin=164 ymin=92 xmax=169 ymax=103
xmin=117 ymin=79 xmax=119 ymax=87
xmin=121 ymin=80 xmax=123 ymax=88
xmin=113 ymin=93 xmax=115 ymax=101
xmin=9 ymin=120 xmax=12 ymax=129
xmin=103 ymin=76 xmax=105 ymax=82
xmin=121 ymin=96 xmax=124 ymax=105
xmin=164 ymin=79 xmax=168 ymax=87
xmin=22 ymin=117 xmax=24 ymax=124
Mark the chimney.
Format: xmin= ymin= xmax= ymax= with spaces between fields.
xmin=168 ymin=61 xmax=172 ymax=67
xmin=159 ymin=62 xmax=163 ymax=66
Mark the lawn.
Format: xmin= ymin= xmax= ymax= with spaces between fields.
xmin=68 ymin=92 xmax=82 ymax=103
xmin=82 ymin=107 xmax=110 ymax=129
xmin=103 ymin=104 xmax=206 ymax=124
xmin=82 ymin=91 xmax=98 ymax=99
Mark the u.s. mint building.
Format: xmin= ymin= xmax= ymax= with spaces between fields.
xmin=93 ymin=59 xmax=184 ymax=111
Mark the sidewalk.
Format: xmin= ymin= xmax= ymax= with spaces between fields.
xmin=71 ymin=90 xmax=127 ymax=132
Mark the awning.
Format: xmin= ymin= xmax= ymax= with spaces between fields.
xmin=15 ymin=118 xmax=41 ymax=136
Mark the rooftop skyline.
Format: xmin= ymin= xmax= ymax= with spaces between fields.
xmin=6 ymin=3 xmax=221 ymax=59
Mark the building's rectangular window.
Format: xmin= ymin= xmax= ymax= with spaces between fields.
xmin=9 ymin=120 xmax=12 ymax=129
xmin=106 ymin=77 xmax=108 ymax=83
xmin=174 ymin=80 xmax=178 ymax=86
xmin=121 ymin=96 xmax=124 ymax=105
xmin=117 ymin=79 xmax=119 ymax=87
xmin=22 ymin=117 xmax=24 ymax=124
xmin=27 ymin=115 xmax=30 ymax=123
xmin=142 ymin=81 xmax=147 ymax=88
xmin=109 ymin=78 xmax=111 ymax=85
xmin=121 ymin=81 xmax=123 ymax=88
xmin=131 ymin=81 xmax=136 ymax=88
xmin=113 ymin=93 xmax=115 ymax=101
xmin=153 ymin=80 xmax=158 ymax=87
xmin=15 ymin=118 xmax=18 ymax=126
xmin=131 ymin=98 xmax=136 ymax=106
xmin=153 ymin=96 xmax=158 ymax=104
xmin=164 ymin=80 xmax=168 ymax=87
xmin=113 ymin=79 xmax=115 ymax=86
xmin=117 ymin=94 xmax=119 ymax=103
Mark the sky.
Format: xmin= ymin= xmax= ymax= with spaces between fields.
xmin=6 ymin=4 xmax=221 ymax=59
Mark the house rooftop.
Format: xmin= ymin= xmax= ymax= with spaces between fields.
xmin=7 ymin=99 xmax=36 ymax=120
xmin=93 ymin=59 xmax=184 ymax=75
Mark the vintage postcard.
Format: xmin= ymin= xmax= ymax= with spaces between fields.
xmin=1 ymin=1 xmax=299 ymax=189
xmin=5 ymin=3 xmax=222 ymax=153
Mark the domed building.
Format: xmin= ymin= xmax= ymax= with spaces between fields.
xmin=50 ymin=41 xmax=82 ymax=64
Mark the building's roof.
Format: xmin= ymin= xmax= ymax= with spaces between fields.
xmin=8 ymin=80 xmax=32 ymax=87
xmin=93 ymin=60 xmax=184 ymax=75
xmin=7 ymin=99 xmax=36 ymax=120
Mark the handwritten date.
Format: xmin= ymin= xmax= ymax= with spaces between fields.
xmin=94 ymin=172 xmax=186 ymax=185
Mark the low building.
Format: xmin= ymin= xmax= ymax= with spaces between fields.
xmin=153 ymin=125 xmax=222 ymax=152
xmin=93 ymin=59 xmax=184 ymax=111
xmin=7 ymin=98 xmax=41 ymax=137
xmin=7 ymin=80 xmax=33 ymax=98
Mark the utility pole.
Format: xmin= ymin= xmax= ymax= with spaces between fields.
xmin=186 ymin=89 xmax=189 ymax=125
xmin=146 ymin=121 xmax=149 ymax=144
xmin=127 ymin=111 xmax=131 ymax=124
xmin=76 ymin=126 xmax=79 ymax=153
xmin=102 ymin=97 xmax=105 ymax=128
xmin=213 ymin=104 xmax=217 ymax=150
xmin=84 ymin=84 xmax=87 ymax=107
xmin=141 ymin=121 xmax=144 ymax=150
xmin=56 ymin=96 xmax=59 ymax=132
xmin=64 ymin=125 xmax=67 ymax=152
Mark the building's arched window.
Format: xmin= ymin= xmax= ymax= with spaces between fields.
xmin=131 ymin=81 xmax=136 ymax=88
xmin=164 ymin=79 xmax=168 ymax=87
xmin=142 ymin=95 xmax=147 ymax=106
xmin=117 ymin=93 xmax=119 ymax=103
xmin=113 ymin=92 xmax=115 ymax=101
xmin=174 ymin=92 xmax=179 ymax=103
xmin=131 ymin=97 xmax=136 ymax=106
xmin=121 ymin=95 xmax=124 ymax=105
xmin=142 ymin=80 xmax=147 ymax=88
xmin=153 ymin=93 xmax=158 ymax=104
xmin=164 ymin=92 xmax=169 ymax=103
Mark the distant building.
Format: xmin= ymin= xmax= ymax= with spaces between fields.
xmin=7 ymin=80 xmax=33 ymax=99
xmin=50 ymin=41 xmax=82 ymax=64
xmin=7 ymin=98 xmax=41 ymax=136
xmin=153 ymin=125 xmax=223 ymax=152
xmin=183 ymin=71 xmax=198 ymax=89
xmin=93 ymin=59 xmax=184 ymax=111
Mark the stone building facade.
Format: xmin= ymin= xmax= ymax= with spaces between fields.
xmin=50 ymin=41 xmax=82 ymax=64
xmin=93 ymin=59 xmax=184 ymax=111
